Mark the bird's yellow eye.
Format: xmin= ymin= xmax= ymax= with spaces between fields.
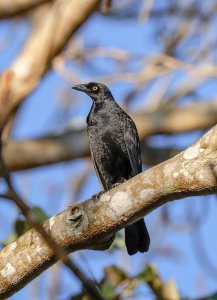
xmin=92 ymin=86 xmax=98 ymax=91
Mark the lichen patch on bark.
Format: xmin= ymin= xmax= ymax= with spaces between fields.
xmin=49 ymin=216 xmax=55 ymax=230
xmin=9 ymin=242 xmax=17 ymax=251
xmin=107 ymin=192 xmax=132 ymax=219
xmin=27 ymin=255 xmax=32 ymax=263
xmin=163 ymin=161 xmax=177 ymax=175
xmin=100 ymin=194 xmax=111 ymax=202
xmin=1 ymin=263 xmax=16 ymax=277
xmin=139 ymin=188 xmax=155 ymax=202
xmin=173 ymin=172 xmax=179 ymax=178
xmin=12 ymin=58 xmax=32 ymax=80
xmin=183 ymin=144 xmax=200 ymax=160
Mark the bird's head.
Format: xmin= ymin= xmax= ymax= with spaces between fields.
xmin=72 ymin=82 xmax=113 ymax=102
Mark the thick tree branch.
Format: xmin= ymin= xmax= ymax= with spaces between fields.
xmin=134 ymin=100 xmax=217 ymax=139
xmin=0 ymin=0 xmax=100 ymax=130
xmin=3 ymin=129 xmax=89 ymax=171
xmin=3 ymin=100 xmax=217 ymax=171
xmin=1 ymin=124 xmax=217 ymax=297
xmin=2 ymin=133 xmax=179 ymax=171
xmin=0 ymin=0 xmax=52 ymax=19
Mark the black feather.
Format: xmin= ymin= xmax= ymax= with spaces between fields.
xmin=73 ymin=82 xmax=150 ymax=255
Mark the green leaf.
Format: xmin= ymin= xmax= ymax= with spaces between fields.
xmin=137 ymin=264 xmax=158 ymax=281
xmin=211 ymin=293 xmax=217 ymax=300
xmin=15 ymin=219 xmax=31 ymax=237
xmin=1 ymin=206 xmax=48 ymax=247
xmin=32 ymin=206 xmax=48 ymax=222
xmin=101 ymin=282 xmax=116 ymax=299
xmin=14 ymin=207 xmax=48 ymax=237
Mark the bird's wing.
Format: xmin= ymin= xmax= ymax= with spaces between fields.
xmin=90 ymin=148 xmax=106 ymax=190
xmin=123 ymin=117 xmax=142 ymax=176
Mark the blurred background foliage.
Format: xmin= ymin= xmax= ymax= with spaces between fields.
xmin=1 ymin=0 xmax=217 ymax=299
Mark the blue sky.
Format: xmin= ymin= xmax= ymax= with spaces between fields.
xmin=0 ymin=2 xmax=217 ymax=299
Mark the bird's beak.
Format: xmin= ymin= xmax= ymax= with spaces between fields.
xmin=72 ymin=84 xmax=88 ymax=92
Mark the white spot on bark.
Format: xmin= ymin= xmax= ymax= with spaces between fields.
xmin=27 ymin=255 xmax=32 ymax=263
xmin=179 ymin=169 xmax=194 ymax=181
xmin=183 ymin=144 xmax=200 ymax=160
xmin=182 ymin=160 xmax=190 ymax=169
xmin=1 ymin=263 xmax=16 ymax=277
xmin=100 ymin=194 xmax=111 ymax=202
xmin=139 ymin=188 xmax=155 ymax=201
xmin=198 ymin=174 xmax=204 ymax=180
xmin=174 ymin=169 xmax=193 ymax=181
xmin=196 ymin=169 xmax=206 ymax=182
xmin=108 ymin=192 xmax=132 ymax=219
xmin=49 ymin=216 xmax=55 ymax=230
xmin=214 ymin=165 xmax=217 ymax=175
xmin=143 ymin=177 xmax=153 ymax=185
xmin=180 ymin=169 xmax=189 ymax=177
xmin=12 ymin=58 xmax=31 ymax=80
xmin=9 ymin=242 xmax=17 ymax=251
xmin=164 ymin=161 xmax=177 ymax=175
xmin=173 ymin=172 xmax=179 ymax=178
xmin=35 ymin=245 xmax=42 ymax=253
xmin=204 ymin=135 xmax=210 ymax=145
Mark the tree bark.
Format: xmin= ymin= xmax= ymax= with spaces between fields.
xmin=0 ymin=0 xmax=100 ymax=130
xmin=1 ymin=124 xmax=217 ymax=298
xmin=0 ymin=0 xmax=52 ymax=18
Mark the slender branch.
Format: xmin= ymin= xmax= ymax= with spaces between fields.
xmin=144 ymin=265 xmax=180 ymax=300
xmin=1 ymin=124 xmax=217 ymax=297
xmin=0 ymin=143 xmax=104 ymax=299
xmin=0 ymin=181 xmax=104 ymax=299
xmin=101 ymin=0 xmax=112 ymax=14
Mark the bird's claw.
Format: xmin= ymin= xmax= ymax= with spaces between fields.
xmin=111 ymin=180 xmax=126 ymax=189
xmin=111 ymin=183 xmax=120 ymax=189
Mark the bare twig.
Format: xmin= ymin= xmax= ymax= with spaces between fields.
xmin=101 ymin=0 xmax=112 ymax=15
xmin=144 ymin=264 xmax=180 ymax=300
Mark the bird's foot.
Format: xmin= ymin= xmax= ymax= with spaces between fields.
xmin=111 ymin=180 xmax=126 ymax=189
xmin=111 ymin=183 xmax=120 ymax=189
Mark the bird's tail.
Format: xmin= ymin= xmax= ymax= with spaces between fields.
xmin=125 ymin=218 xmax=150 ymax=256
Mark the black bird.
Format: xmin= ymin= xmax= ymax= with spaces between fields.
xmin=72 ymin=82 xmax=150 ymax=255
